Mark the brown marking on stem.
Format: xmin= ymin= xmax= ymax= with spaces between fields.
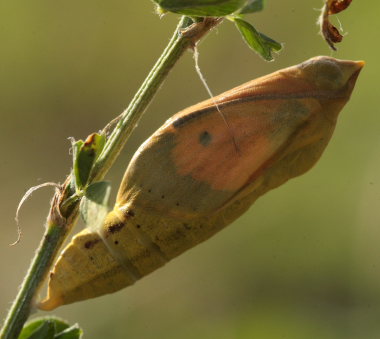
xmin=84 ymin=133 xmax=96 ymax=146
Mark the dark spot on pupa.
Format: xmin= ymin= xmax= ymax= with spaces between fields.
xmin=148 ymin=189 xmax=152 ymax=193
xmin=108 ymin=222 xmax=125 ymax=234
xmin=183 ymin=223 xmax=191 ymax=230
xmin=199 ymin=131 xmax=212 ymax=146
xmin=136 ymin=224 xmax=141 ymax=229
xmin=166 ymin=229 xmax=185 ymax=241
xmin=161 ymin=195 xmax=165 ymax=199
xmin=114 ymin=240 xmax=119 ymax=245
xmin=176 ymin=202 xmax=180 ymax=206
xmin=84 ymin=239 xmax=100 ymax=249
xmin=127 ymin=210 xmax=135 ymax=217
xmin=49 ymin=272 xmax=55 ymax=279
xmin=90 ymin=256 xmax=94 ymax=261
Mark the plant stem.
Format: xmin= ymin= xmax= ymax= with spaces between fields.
xmin=0 ymin=196 xmax=78 ymax=339
xmin=0 ymin=15 xmax=222 ymax=339
xmin=0 ymin=224 xmax=71 ymax=339
xmin=91 ymin=16 xmax=222 ymax=181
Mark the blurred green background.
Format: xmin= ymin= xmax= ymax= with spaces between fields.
xmin=1 ymin=1 xmax=379 ymax=338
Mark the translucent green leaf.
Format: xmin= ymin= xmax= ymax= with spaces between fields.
xmin=80 ymin=181 xmax=111 ymax=232
xmin=154 ymin=0 xmax=246 ymax=17
xmin=84 ymin=181 xmax=111 ymax=206
xmin=26 ymin=321 xmax=55 ymax=339
xmin=239 ymin=0 xmax=264 ymax=14
xmin=55 ymin=325 xmax=83 ymax=339
xmin=233 ymin=18 xmax=281 ymax=61
xmin=19 ymin=317 xmax=70 ymax=339
xmin=259 ymin=32 xmax=282 ymax=51
xmin=72 ymin=133 xmax=106 ymax=190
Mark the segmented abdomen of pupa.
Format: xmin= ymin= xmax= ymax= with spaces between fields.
xmin=39 ymin=194 xmax=253 ymax=311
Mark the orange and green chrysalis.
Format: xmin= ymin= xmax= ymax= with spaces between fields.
xmin=39 ymin=56 xmax=363 ymax=310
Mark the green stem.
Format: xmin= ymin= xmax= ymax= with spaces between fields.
xmin=0 ymin=15 xmax=222 ymax=339
xmin=91 ymin=16 xmax=223 ymax=181
xmin=0 ymin=205 xmax=79 ymax=339
xmin=90 ymin=16 xmax=194 ymax=181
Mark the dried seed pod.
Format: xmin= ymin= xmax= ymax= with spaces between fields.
xmin=319 ymin=0 xmax=353 ymax=50
xmin=39 ymin=56 xmax=363 ymax=310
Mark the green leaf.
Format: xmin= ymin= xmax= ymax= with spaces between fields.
xmin=72 ymin=133 xmax=106 ymax=190
xmin=55 ymin=325 xmax=83 ymax=339
xmin=154 ymin=0 xmax=246 ymax=17
xmin=80 ymin=181 xmax=111 ymax=231
xmin=239 ymin=0 xmax=264 ymax=14
xmin=19 ymin=317 xmax=70 ymax=339
xmin=259 ymin=31 xmax=282 ymax=51
xmin=26 ymin=321 xmax=55 ymax=339
xmin=233 ymin=18 xmax=282 ymax=61
xmin=84 ymin=181 xmax=111 ymax=206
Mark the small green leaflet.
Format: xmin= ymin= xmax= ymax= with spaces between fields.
xmin=72 ymin=133 xmax=106 ymax=191
xmin=154 ymin=0 xmax=246 ymax=17
xmin=80 ymin=181 xmax=111 ymax=232
xmin=24 ymin=321 xmax=55 ymax=339
xmin=18 ymin=317 xmax=83 ymax=339
xmin=152 ymin=0 xmax=279 ymax=60
xmin=233 ymin=18 xmax=282 ymax=61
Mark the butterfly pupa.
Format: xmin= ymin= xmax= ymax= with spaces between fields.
xmin=39 ymin=56 xmax=363 ymax=310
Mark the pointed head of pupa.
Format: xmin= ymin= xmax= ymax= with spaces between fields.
xmin=297 ymin=56 xmax=364 ymax=96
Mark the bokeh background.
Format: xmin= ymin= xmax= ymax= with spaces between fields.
xmin=1 ymin=1 xmax=379 ymax=338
